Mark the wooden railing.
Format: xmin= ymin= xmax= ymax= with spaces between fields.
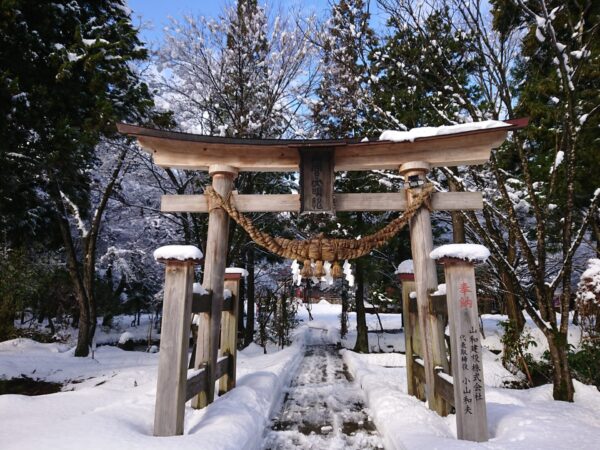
xmin=152 ymin=258 xmax=242 ymax=437
xmin=401 ymin=254 xmax=489 ymax=442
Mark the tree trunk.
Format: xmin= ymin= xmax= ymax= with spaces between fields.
xmin=353 ymin=258 xmax=369 ymax=353
xmin=502 ymin=268 xmax=525 ymax=332
xmin=74 ymin=302 xmax=91 ymax=356
xmin=592 ymin=219 xmax=600 ymax=255
xmin=244 ymin=246 xmax=255 ymax=346
xmin=340 ymin=280 xmax=349 ymax=339
xmin=547 ymin=330 xmax=575 ymax=401
xmin=503 ymin=229 xmax=525 ymax=331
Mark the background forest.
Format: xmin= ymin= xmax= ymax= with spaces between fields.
xmin=1 ymin=0 xmax=598 ymax=403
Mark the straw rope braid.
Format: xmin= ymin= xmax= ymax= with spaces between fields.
xmin=205 ymin=183 xmax=435 ymax=278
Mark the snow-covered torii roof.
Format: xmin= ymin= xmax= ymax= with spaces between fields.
xmin=117 ymin=118 xmax=527 ymax=172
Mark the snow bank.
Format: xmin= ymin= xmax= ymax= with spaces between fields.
xmin=380 ymin=120 xmax=510 ymax=143
xmin=0 ymin=335 xmax=305 ymax=450
xmin=153 ymin=245 xmax=203 ymax=262
xmin=430 ymin=243 xmax=490 ymax=263
xmin=118 ymin=331 xmax=134 ymax=345
xmin=343 ymin=350 xmax=600 ymax=450
xmin=395 ymin=259 xmax=414 ymax=274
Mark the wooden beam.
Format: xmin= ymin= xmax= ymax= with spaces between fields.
xmin=429 ymin=293 xmax=449 ymax=316
xmin=117 ymin=122 xmax=524 ymax=172
xmin=185 ymin=356 xmax=230 ymax=402
xmin=334 ymin=130 xmax=508 ymax=171
xmin=139 ymin=135 xmax=299 ymax=172
xmin=192 ymin=292 xmax=234 ymax=314
xmin=434 ymin=370 xmax=455 ymax=408
xmin=161 ymin=191 xmax=483 ymax=213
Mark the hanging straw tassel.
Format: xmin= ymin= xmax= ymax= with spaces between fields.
xmin=331 ymin=261 xmax=343 ymax=279
xmin=314 ymin=260 xmax=325 ymax=278
xmin=301 ymin=260 xmax=313 ymax=278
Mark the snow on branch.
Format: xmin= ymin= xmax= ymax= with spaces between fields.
xmin=549 ymin=188 xmax=600 ymax=291
xmin=59 ymin=190 xmax=89 ymax=237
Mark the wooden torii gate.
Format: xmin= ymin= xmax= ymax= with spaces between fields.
xmin=117 ymin=119 xmax=525 ymax=439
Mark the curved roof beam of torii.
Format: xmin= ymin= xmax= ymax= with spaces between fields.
xmin=116 ymin=118 xmax=528 ymax=172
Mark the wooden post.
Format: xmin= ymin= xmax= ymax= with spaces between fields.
xmin=153 ymin=252 xmax=201 ymax=436
xmin=399 ymin=161 xmax=450 ymax=416
xmin=219 ymin=271 xmax=242 ymax=394
xmin=400 ymin=272 xmax=417 ymax=398
xmin=435 ymin=249 xmax=488 ymax=442
xmin=192 ymin=165 xmax=238 ymax=409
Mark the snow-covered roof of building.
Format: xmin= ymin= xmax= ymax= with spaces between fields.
xmin=153 ymin=245 xmax=203 ymax=262
xmin=430 ymin=244 xmax=490 ymax=263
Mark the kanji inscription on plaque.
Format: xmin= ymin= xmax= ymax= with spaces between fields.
xmin=299 ymin=148 xmax=334 ymax=214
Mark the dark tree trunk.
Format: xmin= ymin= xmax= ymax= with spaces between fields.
xmin=503 ymin=231 xmax=525 ymax=331
xmin=244 ymin=246 xmax=255 ymax=346
xmin=502 ymin=270 xmax=525 ymax=332
xmin=547 ymin=330 xmax=575 ymax=401
xmin=340 ymin=280 xmax=349 ymax=339
xmin=74 ymin=304 xmax=91 ymax=356
xmin=353 ymin=259 xmax=369 ymax=353
xmin=0 ymin=301 xmax=16 ymax=341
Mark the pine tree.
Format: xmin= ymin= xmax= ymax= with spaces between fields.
xmin=0 ymin=1 xmax=156 ymax=355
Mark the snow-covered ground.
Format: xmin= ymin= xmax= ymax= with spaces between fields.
xmin=1 ymin=301 xmax=599 ymax=449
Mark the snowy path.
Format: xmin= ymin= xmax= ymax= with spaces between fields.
xmin=263 ymin=328 xmax=384 ymax=449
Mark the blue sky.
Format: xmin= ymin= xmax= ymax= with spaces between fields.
xmin=127 ymin=0 xmax=338 ymax=45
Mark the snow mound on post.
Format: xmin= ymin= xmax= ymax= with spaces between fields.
xmin=226 ymin=267 xmax=249 ymax=277
xmin=153 ymin=245 xmax=203 ymax=261
xmin=379 ymin=120 xmax=510 ymax=143
xmin=395 ymin=259 xmax=414 ymax=274
xmin=430 ymin=243 xmax=490 ymax=263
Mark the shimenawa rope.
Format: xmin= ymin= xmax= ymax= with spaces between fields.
xmin=205 ymin=184 xmax=435 ymax=278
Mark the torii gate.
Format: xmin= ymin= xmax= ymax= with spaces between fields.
xmin=117 ymin=119 xmax=525 ymax=439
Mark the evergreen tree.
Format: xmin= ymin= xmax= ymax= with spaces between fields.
xmin=0 ymin=1 xmax=155 ymax=355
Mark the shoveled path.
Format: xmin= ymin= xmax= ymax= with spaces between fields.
xmin=262 ymin=328 xmax=384 ymax=449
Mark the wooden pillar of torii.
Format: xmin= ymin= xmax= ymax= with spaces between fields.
xmin=191 ymin=164 xmax=238 ymax=408
xmin=116 ymin=119 xmax=526 ymax=435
